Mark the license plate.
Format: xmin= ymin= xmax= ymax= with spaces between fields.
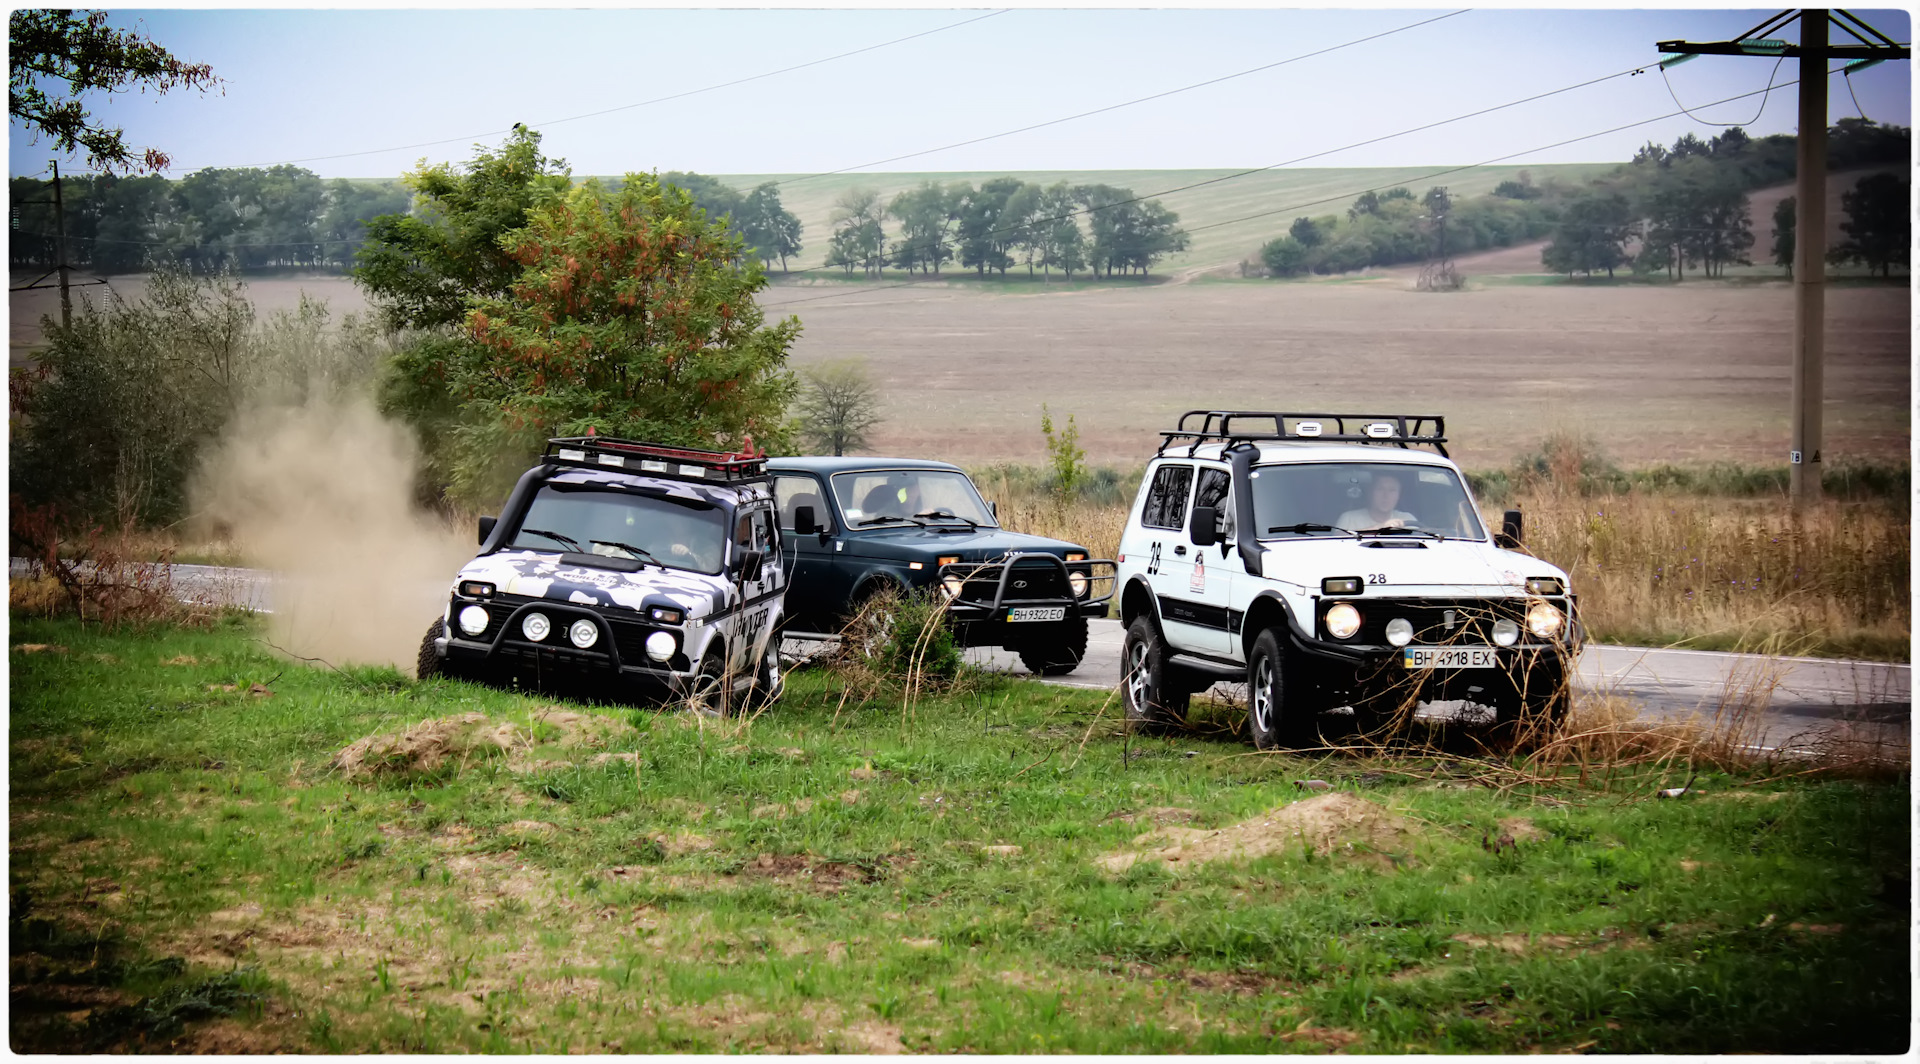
xmin=1007 ymin=607 xmax=1066 ymax=623
xmin=1403 ymin=647 xmax=1498 ymax=670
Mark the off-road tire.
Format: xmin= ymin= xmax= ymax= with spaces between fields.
xmin=1122 ymin=615 xmax=1189 ymax=732
xmin=745 ymin=633 xmax=785 ymax=709
xmin=417 ymin=618 xmax=446 ymax=681
xmin=1247 ymin=628 xmax=1313 ymax=750
xmin=684 ymin=651 xmax=730 ymax=717
xmin=1017 ymin=616 xmax=1089 ymax=677
xmin=1489 ymin=657 xmax=1572 ymax=751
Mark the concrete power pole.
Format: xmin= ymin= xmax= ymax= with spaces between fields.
xmin=1657 ymin=9 xmax=1908 ymax=507
xmin=52 ymin=161 xmax=73 ymax=329
xmin=1789 ymin=11 xmax=1827 ymax=505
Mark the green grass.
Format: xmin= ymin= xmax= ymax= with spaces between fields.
xmin=10 ymin=614 xmax=1911 ymax=1052
xmin=693 ymin=164 xmax=1616 ymax=275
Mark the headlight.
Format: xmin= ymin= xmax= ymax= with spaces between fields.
xmin=1526 ymin=602 xmax=1564 ymax=639
xmin=1325 ymin=602 xmax=1362 ymax=640
xmin=648 ymin=606 xmax=684 ymax=624
xmin=521 ymin=612 xmax=551 ymax=642
xmin=1069 ymin=571 xmax=1089 ymax=597
xmin=941 ymin=574 xmax=964 ymax=599
xmin=1384 ymin=617 xmax=1413 ymax=647
xmin=568 ymin=619 xmax=599 ymax=649
xmin=1525 ymin=577 xmax=1565 ymax=596
xmin=457 ymin=604 xmax=490 ymax=636
xmin=644 ymin=631 xmax=676 ymax=662
xmin=1492 ymin=618 xmax=1521 ymax=646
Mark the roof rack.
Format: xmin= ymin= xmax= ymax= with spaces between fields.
xmin=544 ymin=436 xmax=769 ymax=483
xmin=1157 ymin=410 xmax=1448 ymax=458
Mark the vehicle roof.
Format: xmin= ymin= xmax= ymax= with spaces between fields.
xmin=1153 ymin=441 xmax=1459 ymax=467
xmin=767 ymin=456 xmax=965 ymax=475
xmin=540 ymin=466 xmax=761 ymax=503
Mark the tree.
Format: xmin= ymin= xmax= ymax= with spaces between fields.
xmin=956 ymin=178 xmax=1023 ymax=276
xmin=795 ymin=358 xmax=882 ymax=456
xmin=9 ymin=10 xmax=220 ymax=173
xmin=1034 ymin=182 xmax=1085 ymax=281
xmin=1260 ymin=235 xmax=1308 ymax=277
xmin=353 ymin=125 xmax=571 ymax=331
xmin=739 ymin=182 xmax=802 ymax=272
xmin=1347 ymin=190 xmax=1383 ymax=220
xmin=451 ymin=175 xmax=800 ymax=497
xmin=826 ymin=187 xmax=885 ymax=277
xmin=1541 ymin=191 xmax=1632 ymax=279
xmin=1288 ymin=215 xmax=1324 ymax=247
xmin=887 ymin=182 xmax=956 ymax=275
xmin=1771 ymin=195 xmax=1795 ymax=273
xmin=1828 ymin=172 xmax=1910 ymax=277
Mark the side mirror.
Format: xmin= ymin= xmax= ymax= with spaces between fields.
xmin=793 ymin=505 xmax=819 ymax=536
xmin=477 ymin=515 xmax=497 ymax=546
xmin=734 ymin=548 xmax=766 ymax=582
xmin=1189 ymin=505 xmax=1219 ymax=548
xmin=1496 ymin=509 xmax=1524 ymax=549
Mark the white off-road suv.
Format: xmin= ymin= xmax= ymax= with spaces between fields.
xmin=1115 ymin=411 xmax=1580 ymax=748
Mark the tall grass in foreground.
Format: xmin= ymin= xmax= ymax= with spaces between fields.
xmin=977 ymin=456 xmax=1910 ymax=661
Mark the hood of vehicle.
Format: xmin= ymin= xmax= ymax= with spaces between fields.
xmin=1257 ymin=537 xmax=1570 ymax=592
xmin=846 ymin=526 xmax=1087 ymax=560
xmin=455 ymin=549 xmax=727 ymax=616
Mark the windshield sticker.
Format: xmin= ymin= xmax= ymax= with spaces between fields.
xmin=1419 ymin=470 xmax=1451 ymax=484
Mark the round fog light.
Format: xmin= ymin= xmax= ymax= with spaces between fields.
xmin=568 ymin=619 xmax=599 ymax=649
xmin=1325 ymin=602 xmax=1362 ymax=640
xmin=521 ymin=612 xmax=551 ymax=642
xmin=941 ymin=574 xmax=964 ymax=599
xmin=1069 ymin=571 xmax=1089 ymax=598
xmin=1492 ymin=618 xmax=1521 ymax=646
xmin=1526 ymin=602 xmax=1564 ymax=639
xmin=1385 ymin=617 xmax=1413 ymax=647
xmin=457 ymin=604 xmax=489 ymax=636
xmin=644 ymin=631 xmax=676 ymax=662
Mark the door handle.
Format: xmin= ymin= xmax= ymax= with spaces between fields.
xmin=1173 ymin=545 xmax=1187 ymax=556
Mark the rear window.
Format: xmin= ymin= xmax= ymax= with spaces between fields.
xmin=1141 ymin=463 xmax=1193 ymax=531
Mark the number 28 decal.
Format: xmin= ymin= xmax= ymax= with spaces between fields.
xmin=1367 ymin=573 xmax=1388 ymax=585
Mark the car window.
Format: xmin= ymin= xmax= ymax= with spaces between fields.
xmin=1250 ymin=463 xmax=1487 ymax=541
xmin=1193 ymin=466 xmax=1232 ymax=541
xmin=830 ymin=470 xmax=996 ymax=526
xmin=510 ymin=484 xmax=728 ymax=573
xmin=774 ymin=475 xmax=832 ymax=532
xmin=1141 ymin=463 xmax=1193 ymax=531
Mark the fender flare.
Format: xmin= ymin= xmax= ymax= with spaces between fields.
xmin=1120 ymin=575 xmax=1162 ymax=630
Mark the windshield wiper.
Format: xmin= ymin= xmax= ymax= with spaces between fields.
xmin=519 ymin=528 xmax=583 ymax=552
xmin=1357 ymin=526 xmax=1445 ymax=540
xmin=591 ymin=539 xmax=665 ymax=567
xmin=854 ymin=515 xmax=926 ymax=528
xmin=1267 ymin=523 xmax=1353 ymax=536
xmin=914 ymin=508 xmax=977 ymax=529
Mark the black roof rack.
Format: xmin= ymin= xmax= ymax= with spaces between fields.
xmin=544 ymin=436 xmax=769 ymax=484
xmin=1157 ymin=410 xmax=1448 ymax=458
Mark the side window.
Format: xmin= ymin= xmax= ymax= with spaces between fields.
xmin=1141 ymin=463 xmax=1194 ymax=531
xmin=1193 ymin=467 xmax=1232 ymax=541
xmin=774 ymin=475 xmax=831 ymax=532
xmin=757 ymin=509 xmax=778 ymax=554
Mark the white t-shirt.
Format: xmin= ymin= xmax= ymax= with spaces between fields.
xmin=1336 ymin=508 xmax=1416 ymax=530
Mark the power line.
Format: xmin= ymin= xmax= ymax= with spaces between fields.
xmin=175 ymin=10 xmax=1011 ymax=171
xmin=760 ymin=74 xmax=1820 ymax=310
xmin=770 ymin=10 xmax=1470 ymax=189
xmin=1660 ymin=55 xmax=1787 ymax=126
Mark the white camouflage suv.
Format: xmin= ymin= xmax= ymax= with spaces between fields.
xmin=1115 ymin=411 xmax=1580 ymax=748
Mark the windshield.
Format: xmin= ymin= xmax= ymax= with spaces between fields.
xmin=509 ymin=484 xmax=729 ymax=573
xmin=1251 ymin=462 xmax=1486 ymax=541
xmin=830 ymin=469 xmax=997 ymax=527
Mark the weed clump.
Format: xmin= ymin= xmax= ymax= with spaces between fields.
xmin=330 ymin=712 xmax=522 ymax=778
xmin=824 ymin=588 xmax=971 ymax=708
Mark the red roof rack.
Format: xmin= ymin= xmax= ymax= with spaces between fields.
xmin=544 ymin=436 xmax=769 ymax=483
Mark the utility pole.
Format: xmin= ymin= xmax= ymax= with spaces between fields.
xmin=52 ymin=161 xmax=72 ymax=328
xmin=1657 ymin=9 xmax=1908 ymax=506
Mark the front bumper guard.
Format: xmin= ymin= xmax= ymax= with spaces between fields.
xmin=937 ymin=553 xmax=1115 ymax=622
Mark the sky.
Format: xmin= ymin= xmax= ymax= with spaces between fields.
xmin=8 ymin=6 xmax=1912 ymax=181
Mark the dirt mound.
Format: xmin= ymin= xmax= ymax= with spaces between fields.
xmin=530 ymin=707 xmax=634 ymax=748
xmin=330 ymin=713 xmax=524 ymax=777
xmin=1104 ymin=806 xmax=1204 ymax=827
xmin=1095 ymin=792 xmax=1419 ymax=874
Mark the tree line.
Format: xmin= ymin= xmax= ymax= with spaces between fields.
xmin=1258 ymin=182 xmax=1556 ymax=278
xmin=8 ymin=164 xmax=805 ymax=276
xmin=824 ymin=179 xmax=1190 ymax=280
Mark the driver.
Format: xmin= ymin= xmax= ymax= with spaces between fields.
xmin=858 ymin=476 xmax=923 ymax=521
xmin=1336 ymin=472 xmax=1417 ymax=530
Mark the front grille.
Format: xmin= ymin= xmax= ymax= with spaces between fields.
xmin=956 ymin=558 xmax=1072 ymax=603
xmin=1340 ymin=598 xmax=1528 ymax=645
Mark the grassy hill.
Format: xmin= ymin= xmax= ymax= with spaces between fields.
xmin=692 ymin=164 xmax=1618 ymax=274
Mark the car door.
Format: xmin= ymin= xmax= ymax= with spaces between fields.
xmin=1180 ymin=465 xmax=1237 ymax=655
xmin=1135 ymin=461 xmax=1210 ymax=653
xmin=774 ymin=474 xmax=838 ymax=632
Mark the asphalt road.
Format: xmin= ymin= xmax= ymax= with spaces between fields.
xmin=21 ymin=559 xmax=1906 ymax=752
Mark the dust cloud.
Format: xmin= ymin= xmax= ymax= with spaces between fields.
xmin=194 ymin=397 xmax=474 ymax=675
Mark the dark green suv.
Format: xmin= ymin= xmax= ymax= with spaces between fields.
xmin=768 ymin=456 xmax=1114 ymax=676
